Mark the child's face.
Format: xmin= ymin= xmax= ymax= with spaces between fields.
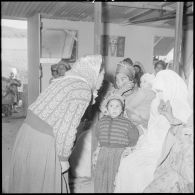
xmin=140 ymin=78 xmax=151 ymax=89
xmin=107 ymin=99 xmax=123 ymax=118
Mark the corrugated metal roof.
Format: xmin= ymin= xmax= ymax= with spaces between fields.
xmin=1 ymin=2 xmax=193 ymax=29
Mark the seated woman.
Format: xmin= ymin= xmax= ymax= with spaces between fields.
xmin=125 ymin=73 xmax=155 ymax=131
xmin=144 ymin=70 xmax=193 ymax=193
xmin=113 ymin=70 xmax=192 ymax=193
xmin=100 ymin=60 xmax=137 ymax=116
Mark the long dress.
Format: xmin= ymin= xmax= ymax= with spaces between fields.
xmin=8 ymin=75 xmax=92 ymax=193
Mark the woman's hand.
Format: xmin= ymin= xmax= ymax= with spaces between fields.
xmin=158 ymin=100 xmax=183 ymax=126
xmin=92 ymin=146 xmax=101 ymax=169
xmin=116 ymin=81 xmax=134 ymax=96
xmin=158 ymin=100 xmax=174 ymax=121
xmin=60 ymin=161 xmax=70 ymax=173
xmin=122 ymin=147 xmax=132 ymax=158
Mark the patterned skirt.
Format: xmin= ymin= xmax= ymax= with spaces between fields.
xmin=8 ymin=122 xmax=68 ymax=193
xmin=94 ymin=147 xmax=124 ymax=193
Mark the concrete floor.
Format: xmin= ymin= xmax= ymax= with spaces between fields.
xmin=2 ymin=113 xmax=94 ymax=193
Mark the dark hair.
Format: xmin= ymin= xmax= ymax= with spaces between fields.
xmin=58 ymin=59 xmax=71 ymax=71
xmin=154 ymin=60 xmax=166 ymax=70
xmin=123 ymin=58 xmax=133 ymax=66
xmin=133 ymin=64 xmax=142 ymax=72
xmin=133 ymin=64 xmax=144 ymax=87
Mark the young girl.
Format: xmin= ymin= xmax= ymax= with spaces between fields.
xmin=93 ymin=94 xmax=139 ymax=193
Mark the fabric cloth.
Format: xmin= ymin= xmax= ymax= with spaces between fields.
xmin=144 ymin=124 xmax=193 ymax=193
xmin=114 ymin=70 xmax=192 ymax=193
xmin=8 ymin=122 xmax=66 ymax=193
xmin=143 ymin=69 xmax=193 ymax=193
xmin=141 ymin=73 xmax=155 ymax=86
xmin=125 ymin=88 xmax=155 ymax=128
xmin=94 ymin=147 xmax=124 ymax=193
xmin=69 ymin=129 xmax=92 ymax=178
xmin=96 ymin=115 xmax=139 ymax=148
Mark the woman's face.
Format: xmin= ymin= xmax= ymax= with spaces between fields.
xmin=115 ymin=73 xmax=130 ymax=89
xmin=58 ymin=64 xmax=66 ymax=76
xmin=134 ymin=66 xmax=141 ymax=74
xmin=140 ymin=78 xmax=150 ymax=89
xmin=155 ymin=64 xmax=164 ymax=75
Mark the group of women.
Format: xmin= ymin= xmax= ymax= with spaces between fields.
xmin=7 ymin=54 xmax=193 ymax=193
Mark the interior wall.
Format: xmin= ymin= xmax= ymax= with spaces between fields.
xmin=41 ymin=18 xmax=177 ymax=90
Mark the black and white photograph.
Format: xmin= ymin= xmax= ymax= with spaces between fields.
xmin=1 ymin=1 xmax=193 ymax=193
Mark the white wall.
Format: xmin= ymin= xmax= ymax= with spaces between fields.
xmin=41 ymin=18 xmax=180 ymax=90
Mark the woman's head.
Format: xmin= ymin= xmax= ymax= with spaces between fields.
xmin=57 ymin=59 xmax=71 ymax=76
xmin=133 ymin=61 xmax=145 ymax=74
xmin=154 ymin=60 xmax=166 ymax=75
xmin=123 ymin=58 xmax=133 ymax=66
xmin=115 ymin=61 xmax=135 ymax=89
xmin=71 ymin=55 xmax=104 ymax=90
xmin=140 ymin=73 xmax=155 ymax=89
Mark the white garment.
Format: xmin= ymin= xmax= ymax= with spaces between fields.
xmin=69 ymin=130 xmax=92 ymax=177
xmin=114 ymin=70 xmax=192 ymax=193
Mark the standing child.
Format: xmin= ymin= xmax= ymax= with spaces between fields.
xmin=93 ymin=94 xmax=139 ymax=193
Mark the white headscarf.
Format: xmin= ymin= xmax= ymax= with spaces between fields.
xmin=146 ymin=70 xmax=192 ymax=147
xmin=70 ymin=54 xmax=102 ymax=90
xmin=152 ymin=69 xmax=192 ymax=124
xmin=140 ymin=73 xmax=155 ymax=86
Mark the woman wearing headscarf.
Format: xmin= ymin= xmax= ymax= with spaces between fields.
xmin=100 ymin=60 xmax=136 ymax=116
xmin=144 ymin=69 xmax=193 ymax=192
xmin=8 ymin=55 xmax=104 ymax=193
xmin=133 ymin=61 xmax=145 ymax=88
xmin=113 ymin=70 xmax=192 ymax=193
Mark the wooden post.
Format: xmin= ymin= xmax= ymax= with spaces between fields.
xmin=92 ymin=2 xmax=102 ymax=178
xmin=94 ymin=2 xmax=102 ymax=54
xmin=173 ymin=2 xmax=184 ymax=74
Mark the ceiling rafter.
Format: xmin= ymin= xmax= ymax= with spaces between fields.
xmin=105 ymin=2 xmax=174 ymax=11
xmin=127 ymin=12 xmax=193 ymax=25
xmin=126 ymin=9 xmax=155 ymax=22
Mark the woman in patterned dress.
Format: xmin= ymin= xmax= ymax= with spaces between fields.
xmin=8 ymin=55 xmax=105 ymax=193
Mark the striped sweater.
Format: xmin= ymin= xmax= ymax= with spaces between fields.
xmin=96 ymin=115 xmax=139 ymax=148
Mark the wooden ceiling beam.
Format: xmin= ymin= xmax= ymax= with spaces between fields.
xmin=127 ymin=9 xmax=154 ymax=22
xmin=127 ymin=12 xmax=193 ymax=24
xmin=105 ymin=2 xmax=174 ymax=11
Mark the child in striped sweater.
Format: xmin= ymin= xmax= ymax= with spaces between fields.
xmin=93 ymin=94 xmax=139 ymax=193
